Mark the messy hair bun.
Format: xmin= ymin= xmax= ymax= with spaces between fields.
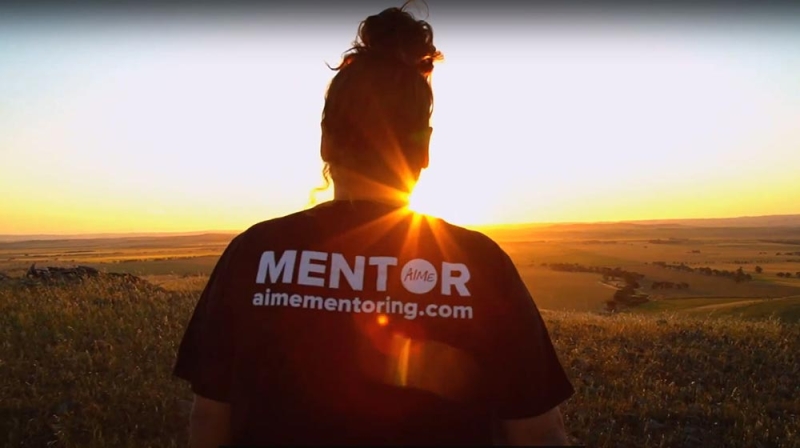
xmin=336 ymin=2 xmax=443 ymax=76
xmin=317 ymin=1 xmax=442 ymax=200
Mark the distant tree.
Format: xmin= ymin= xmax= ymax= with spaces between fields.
xmin=614 ymin=285 xmax=636 ymax=302
xmin=605 ymin=300 xmax=617 ymax=313
xmin=755 ymin=265 xmax=763 ymax=274
xmin=777 ymin=272 xmax=786 ymax=278
xmin=796 ymin=272 xmax=800 ymax=278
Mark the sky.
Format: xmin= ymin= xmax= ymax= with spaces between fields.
xmin=1 ymin=3 xmax=799 ymax=234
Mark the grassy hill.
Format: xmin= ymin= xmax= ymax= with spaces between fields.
xmin=1 ymin=279 xmax=797 ymax=447
xmin=2 ymin=217 xmax=799 ymax=446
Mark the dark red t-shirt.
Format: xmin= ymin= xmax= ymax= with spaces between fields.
xmin=174 ymin=199 xmax=574 ymax=446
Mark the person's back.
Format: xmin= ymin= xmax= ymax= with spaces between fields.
xmin=174 ymin=4 xmax=574 ymax=446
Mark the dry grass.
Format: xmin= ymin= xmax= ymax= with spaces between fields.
xmin=520 ymin=268 xmax=613 ymax=312
xmin=548 ymin=311 xmax=799 ymax=447
xmin=637 ymin=296 xmax=800 ymax=324
xmin=1 ymin=279 xmax=798 ymax=447
xmin=0 ymin=279 xmax=192 ymax=448
xmin=142 ymin=274 xmax=211 ymax=292
xmin=499 ymin=240 xmax=800 ymax=304
xmin=0 ymin=234 xmax=232 ymax=274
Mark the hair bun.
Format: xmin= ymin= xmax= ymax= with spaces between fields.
xmin=353 ymin=5 xmax=442 ymax=75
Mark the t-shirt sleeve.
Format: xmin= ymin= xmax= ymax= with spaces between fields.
xmin=173 ymin=235 xmax=242 ymax=402
xmin=488 ymin=250 xmax=575 ymax=420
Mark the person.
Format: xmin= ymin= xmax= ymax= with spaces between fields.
xmin=173 ymin=3 xmax=574 ymax=446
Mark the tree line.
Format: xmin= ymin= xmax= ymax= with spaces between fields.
xmin=651 ymin=261 xmax=753 ymax=283
xmin=542 ymin=262 xmax=650 ymax=313
xmin=544 ymin=263 xmax=644 ymax=288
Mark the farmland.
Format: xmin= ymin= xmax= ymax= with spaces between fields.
xmin=1 ymin=216 xmax=800 ymax=446
xmin=3 ymin=220 xmax=800 ymax=319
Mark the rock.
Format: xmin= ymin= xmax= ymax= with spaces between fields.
xmin=27 ymin=263 xmax=51 ymax=279
xmin=18 ymin=264 xmax=164 ymax=292
xmin=77 ymin=265 xmax=99 ymax=276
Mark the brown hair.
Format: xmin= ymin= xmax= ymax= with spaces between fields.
xmin=316 ymin=1 xmax=443 ymax=198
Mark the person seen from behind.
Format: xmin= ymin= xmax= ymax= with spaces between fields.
xmin=174 ymin=2 xmax=575 ymax=446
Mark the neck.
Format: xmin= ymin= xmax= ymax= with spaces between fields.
xmin=332 ymin=183 xmax=412 ymax=207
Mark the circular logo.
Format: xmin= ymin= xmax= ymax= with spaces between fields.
xmin=400 ymin=258 xmax=438 ymax=294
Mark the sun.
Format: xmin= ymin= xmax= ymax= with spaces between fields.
xmin=409 ymin=176 xmax=496 ymax=227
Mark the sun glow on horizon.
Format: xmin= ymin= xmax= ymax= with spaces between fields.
xmin=1 ymin=11 xmax=799 ymax=235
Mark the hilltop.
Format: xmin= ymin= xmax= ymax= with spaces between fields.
xmin=1 ymin=279 xmax=796 ymax=447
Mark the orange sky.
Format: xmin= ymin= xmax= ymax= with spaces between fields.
xmin=1 ymin=9 xmax=799 ymax=235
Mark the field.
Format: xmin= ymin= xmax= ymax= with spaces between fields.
xmin=2 ymin=218 xmax=800 ymax=446
xmin=489 ymin=224 xmax=800 ymax=321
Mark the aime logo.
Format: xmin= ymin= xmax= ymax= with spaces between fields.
xmin=401 ymin=258 xmax=438 ymax=294
xmin=255 ymin=250 xmax=471 ymax=297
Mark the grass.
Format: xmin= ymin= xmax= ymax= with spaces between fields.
xmin=549 ymin=311 xmax=799 ymax=447
xmin=2 ymin=229 xmax=800 ymax=446
xmin=635 ymin=296 xmax=800 ymax=324
xmin=497 ymin=239 xmax=800 ymax=304
xmin=0 ymin=234 xmax=232 ymax=275
xmin=141 ymin=274 xmax=212 ymax=292
xmin=723 ymin=297 xmax=800 ymax=322
xmin=636 ymin=298 xmax=761 ymax=313
xmin=1 ymin=278 xmax=798 ymax=447
xmin=517 ymin=267 xmax=614 ymax=312
xmin=0 ymin=279 xmax=192 ymax=448
xmin=93 ymin=256 xmax=220 ymax=277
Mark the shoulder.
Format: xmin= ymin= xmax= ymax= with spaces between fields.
xmin=210 ymin=208 xmax=323 ymax=279
xmin=211 ymin=208 xmax=321 ymax=267
xmin=234 ymin=207 xmax=323 ymax=245
xmin=423 ymin=214 xmax=510 ymax=263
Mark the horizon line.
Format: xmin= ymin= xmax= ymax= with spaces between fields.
xmin=2 ymin=212 xmax=799 ymax=241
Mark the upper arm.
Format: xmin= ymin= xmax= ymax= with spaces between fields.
xmin=191 ymin=394 xmax=231 ymax=421
xmin=500 ymin=406 xmax=569 ymax=446
xmin=189 ymin=394 xmax=232 ymax=448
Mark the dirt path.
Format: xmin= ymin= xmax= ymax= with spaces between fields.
xmin=690 ymin=295 xmax=800 ymax=312
xmin=598 ymin=280 xmax=623 ymax=290
xmin=691 ymin=299 xmax=766 ymax=312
